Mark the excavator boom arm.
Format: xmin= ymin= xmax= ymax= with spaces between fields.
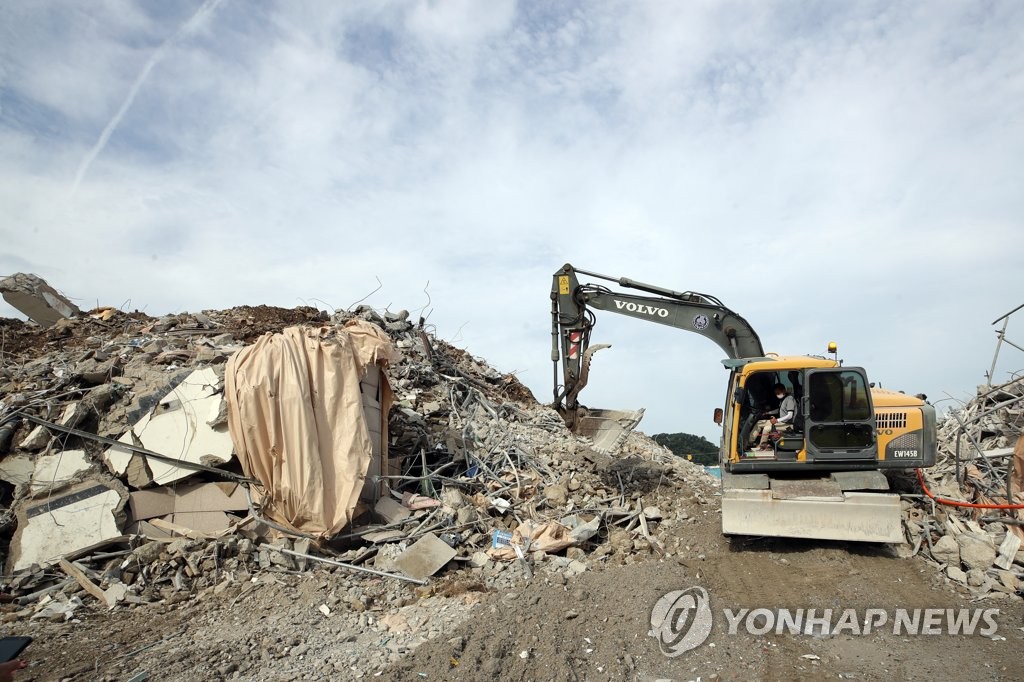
xmin=551 ymin=263 xmax=764 ymax=410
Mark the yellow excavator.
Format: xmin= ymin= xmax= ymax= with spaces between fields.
xmin=551 ymin=264 xmax=936 ymax=542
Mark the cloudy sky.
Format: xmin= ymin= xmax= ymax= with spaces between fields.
xmin=2 ymin=1 xmax=1022 ymax=440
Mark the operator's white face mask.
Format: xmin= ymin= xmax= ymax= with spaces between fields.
xmin=775 ymin=393 xmax=784 ymax=399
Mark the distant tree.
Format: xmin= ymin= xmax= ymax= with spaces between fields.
xmin=652 ymin=432 xmax=719 ymax=466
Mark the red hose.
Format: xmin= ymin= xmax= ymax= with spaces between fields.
xmin=916 ymin=468 xmax=1024 ymax=510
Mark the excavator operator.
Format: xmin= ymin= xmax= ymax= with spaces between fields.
xmin=751 ymin=383 xmax=797 ymax=450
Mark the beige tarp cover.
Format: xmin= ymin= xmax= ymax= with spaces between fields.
xmin=224 ymin=322 xmax=397 ymax=537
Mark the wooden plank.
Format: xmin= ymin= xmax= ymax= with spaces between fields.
xmin=58 ymin=559 xmax=106 ymax=603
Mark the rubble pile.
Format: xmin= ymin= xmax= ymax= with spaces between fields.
xmin=0 ymin=289 xmax=716 ymax=676
xmin=332 ymin=307 xmax=716 ymax=582
xmin=906 ymin=376 xmax=1024 ymax=599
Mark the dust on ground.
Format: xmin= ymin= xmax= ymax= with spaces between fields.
xmin=7 ymin=489 xmax=1022 ymax=681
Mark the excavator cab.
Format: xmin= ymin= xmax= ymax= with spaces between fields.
xmin=728 ymin=362 xmax=878 ymax=469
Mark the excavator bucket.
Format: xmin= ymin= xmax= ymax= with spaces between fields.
xmin=720 ymin=473 xmax=904 ymax=543
xmin=568 ymin=407 xmax=645 ymax=455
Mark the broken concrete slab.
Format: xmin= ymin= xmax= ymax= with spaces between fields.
xmin=18 ymin=424 xmax=51 ymax=451
xmin=0 ymin=273 xmax=82 ymax=328
xmin=394 ymin=532 xmax=456 ymax=580
xmin=30 ymin=449 xmax=92 ymax=495
xmin=10 ymin=479 xmax=128 ymax=572
xmin=957 ymin=532 xmax=996 ymax=570
xmin=0 ymin=454 xmax=35 ymax=486
xmin=374 ymin=497 xmax=411 ymax=525
xmin=930 ymin=534 xmax=960 ymax=566
xmin=104 ymin=367 xmax=234 ymax=487
xmin=58 ymin=402 xmax=90 ymax=430
xmin=129 ymin=482 xmax=248 ymax=534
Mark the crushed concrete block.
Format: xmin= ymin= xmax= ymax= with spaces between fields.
xmin=58 ymin=402 xmax=89 ymax=429
xmin=9 ymin=479 xmax=127 ymax=572
xmin=564 ymin=559 xmax=588 ymax=578
xmin=0 ymin=273 xmax=81 ymax=328
xmin=374 ymin=497 xmax=411 ymax=525
xmin=967 ymin=568 xmax=988 ymax=587
xmin=131 ymin=541 xmax=165 ymax=565
xmin=104 ymin=582 xmax=129 ymax=608
xmin=946 ymin=566 xmax=968 ymax=584
xmin=373 ymin=543 xmax=406 ymax=573
xmin=997 ymin=570 xmax=1020 ymax=592
xmin=930 ymin=534 xmax=960 ymax=566
xmin=84 ymin=383 xmax=118 ymax=413
xmin=104 ymin=367 xmax=234 ymax=487
xmin=394 ymin=532 xmax=456 ymax=579
xmin=957 ymin=532 xmax=996 ymax=570
xmin=18 ymin=425 xmax=51 ymax=451
xmin=544 ymin=484 xmax=568 ymax=506
xmin=75 ymin=357 xmax=122 ymax=386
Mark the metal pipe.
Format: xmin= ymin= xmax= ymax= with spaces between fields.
xmin=948 ymin=409 xmax=999 ymax=482
xmin=0 ymin=420 xmax=16 ymax=454
xmin=551 ymin=295 xmax=561 ymax=405
xmin=952 ymin=391 xmax=1024 ymax=501
xmin=988 ymin=302 xmax=1024 ymax=384
xmin=989 ymin=317 xmax=1010 ymax=384
xmin=991 ymin=302 xmax=1024 ymax=326
xmin=276 ymin=548 xmax=428 ymax=585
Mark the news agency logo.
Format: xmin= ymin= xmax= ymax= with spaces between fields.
xmin=649 ymin=587 xmax=1002 ymax=657
xmin=647 ymin=587 xmax=714 ymax=657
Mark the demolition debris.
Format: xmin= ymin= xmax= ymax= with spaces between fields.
xmin=0 ymin=275 xmax=717 ymax=677
xmin=905 ymin=374 xmax=1024 ymax=597
xmin=0 ymin=275 xmax=1020 ymax=680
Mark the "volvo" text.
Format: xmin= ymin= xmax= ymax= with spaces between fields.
xmin=614 ymin=300 xmax=670 ymax=318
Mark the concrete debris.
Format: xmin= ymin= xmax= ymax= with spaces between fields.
xmin=958 ymin=532 xmax=997 ymax=571
xmin=128 ymin=482 xmax=248 ymax=535
xmin=0 ymin=454 xmax=34 ymax=486
xmin=394 ymin=533 xmax=457 ymax=580
xmin=18 ymin=425 xmax=51 ymax=451
xmin=905 ymin=375 xmax=1024 ymax=599
xmin=9 ymin=479 xmax=128 ymax=572
xmin=930 ymin=534 xmax=960 ymax=566
xmin=104 ymin=367 xmax=234 ymax=487
xmin=30 ymin=449 xmax=93 ymax=495
xmin=0 ymin=272 xmax=81 ymax=328
xmin=375 ymin=497 xmax=411 ymax=524
xmin=0 ymin=292 xmax=720 ymax=679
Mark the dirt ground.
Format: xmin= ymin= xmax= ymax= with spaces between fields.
xmin=5 ymin=489 xmax=1022 ymax=682
xmin=396 ymin=523 xmax=1024 ymax=682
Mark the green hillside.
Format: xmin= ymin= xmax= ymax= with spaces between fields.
xmin=651 ymin=432 xmax=719 ymax=466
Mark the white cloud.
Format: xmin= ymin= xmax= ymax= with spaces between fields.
xmin=1 ymin=1 xmax=1023 ymax=438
